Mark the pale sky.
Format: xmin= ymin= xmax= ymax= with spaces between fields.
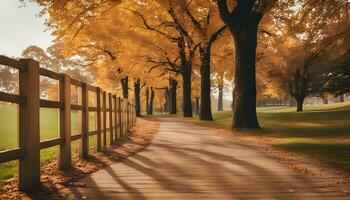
xmin=0 ymin=0 xmax=53 ymax=58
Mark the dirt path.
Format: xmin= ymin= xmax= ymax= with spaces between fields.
xmin=68 ymin=118 xmax=349 ymax=199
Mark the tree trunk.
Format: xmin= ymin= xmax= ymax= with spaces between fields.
xmin=229 ymin=22 xmax=260 ymax=128
xmin=134 ymin=78 xmax=141 ymax=117
xmin=178 ymin=37 xmax=193 ymax=117
xmin=149 ymin=87 xmax=155 ymax=115
xmin=121 ymin=76 xmax=128 ymax=99
xmin=218 ymin=84 xmax=223 ymax=111
xmin=164 ymin=89 xmax=169 ymax=113
xmin=169 ymin=78 xmax=177 ymax=114
xmin=182 ymin=65 xmax=193 ymax=117
xmin=146 ymin=87 xmax=150 ymax=115
xmin=340 ymin=94 xmax=345 ymax=102
xmin=199 ymin=45 xmax=213 ymax=121
xmin=296 ymin=97 xmax=304 ymax=112
xmin=195 ymin=97 xmax=200 ymax=115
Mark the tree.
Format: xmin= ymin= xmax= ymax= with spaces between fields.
xmin=0 ymin=62 xmax=18 ymax=94
xmin=324 ymin=65 xmax=350 ymax=98
xmin=268 ymin=0 xmax=350 ymax=111
xmin=169 ymin=77 xmax=178 ymax=114
xmin=22 ymin=45 xmax=93 ymax=100
xmin=217 ymin=0 xmax=276 ymax=128
xmin=134 ymin=78 xmax=141 ymax=117
xmin=130 ymin=3 xmax=198 ymax=117
xmin=167 ymin=1 xmax=227 ymax=120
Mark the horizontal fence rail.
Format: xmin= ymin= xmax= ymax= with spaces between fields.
xmin=0 ymin=55 xmax=136 ymax=191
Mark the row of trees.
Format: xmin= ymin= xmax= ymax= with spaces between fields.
xmin=25 ymin=0 xmax=349 ymax=129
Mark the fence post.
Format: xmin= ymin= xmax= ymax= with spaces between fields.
xmin=117 ymin=97 xmax=121 ymax=139
xmin=120 ymin=99 xmax=123 ymax=138
xmin=96 ymin=88 xmax=102 ymax=151
xmin=132 ymin=102 xmax=135 ymax=126
xmin=18 ymin=59 xmax=40 ymax=191
xmin=58 ymin=74 xmax=71 ymax=170
xmin=131 ymin=103 xmax=133 ymax=127
xmin=124 ymin=100 xmax=127 ymax=135
xmin=122 ymin=99 xmax=126 ymax=137
xmin=79 ymin=83 xmax=89 ymax=159
xmin=113 ymin=95 xmax=118 ymax=141
xmin=102 ymin=91 xmax=107 ymax=149
xmin=108 ymin=93 xmax=113 ymax=145
xmin=127 ymin=102 xmax=130 ymax=131
xmin=133 ymin=102 xmax=136 ymax=124
xmin=129 ymin=102 xmax=132 ymax=130
xmin=131 ymin=103 xmax=133 ymax=128
xmin=130 ymin=103 xmax=133 ymax=127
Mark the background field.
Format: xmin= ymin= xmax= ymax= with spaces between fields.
xmin=0 ymin=104 xmax=104 ymax=186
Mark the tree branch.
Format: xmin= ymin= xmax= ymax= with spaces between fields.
xmin=217 ymin=0 xmax=231 ymax=23
xmin=209 ymin=25 xmax=227 ymax=45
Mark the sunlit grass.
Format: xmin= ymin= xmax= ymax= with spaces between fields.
xmin=198 ymin=102 xmax=350 ymax=173
xmin=0 ymin=106 xmax=98 ymax=186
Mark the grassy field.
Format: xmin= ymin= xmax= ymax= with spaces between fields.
xmin=0 ymin=104 xmax=103 ymax=186
xmin=198 ymin=102 xmax=350 ymax=173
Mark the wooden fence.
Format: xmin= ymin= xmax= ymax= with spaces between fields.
xmin=0 ymin=56 xmax=136 ymax=191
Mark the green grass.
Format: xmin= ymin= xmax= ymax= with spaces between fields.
xmin=197 ymin=102 xmax=350 ymax=173
xmin=0 ymin=104 xmax=99 ymax=186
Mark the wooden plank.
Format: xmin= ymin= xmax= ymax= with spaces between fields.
xmin=0 ymin=148 xmax=24 ymax=163
xmin=124 ymin=100 xmax=127 ymax=136
xmin=40 ymin=99 xmax=63 ymax=109
xmin=71 ymin=104 xmax=83 ymax=110
xmin=88 ymin=130 xmax=98 ymax=136
xmin=0 ymin=55 xmax=21 ymax=69
xmin=130 ymin=102 xmax=133 ymax=128
xmin=39 ymin=68 xmax=63 ymax=81
xmin=120 ymin=99 xmax=125 ymax=138
xmin=117 ymin=97 xmax=121 ymax=139
xmin=96 ymin=88 xmax=102 ymax=151
xmin=132 ymin=103 xmax=135 ymax=126
xmin=131 ymin=102 xmax=134 ymax=126
xmin=58 ymin=74 xmax=71 ymax=170
xmin=123 ymin=100 xmax=127 ymax=136
xmin=71 ymin=134 xmax=82 ymax=141
xmin=88 ymin=106 xmax=98 ymax=112
xmin=113 ymin=95 xmax=118 ymax=141
xmin=130 ymin=103 xmax=133 ymax=128
xmin=108 ymin=93 xmax=113 ymax=145
xmin=39 ymin=138 xmax=64 ymax=149
xmin=70 ymin=78 xmax=82 ymax=87
xmin=18 ymin=59 xmax=40 ymax=191
xmin=128 ymin=102 xmax=132 ymax=131
xmin=0 ymin=91 xmax=26 ymax=104
xmin=132 ymin=102 xmax=136 ymax=125
xmin=87 ymin=85 xmax=98 ymax=92
xmin=79 ymin=83 xmax=89 ymax=159
xmin=102 ymin=91 xmax=107 ymax=149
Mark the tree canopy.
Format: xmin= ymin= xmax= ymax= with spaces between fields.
xmin=21 ymin=0 xmax=350 ymax=127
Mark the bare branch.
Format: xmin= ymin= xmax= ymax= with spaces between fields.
xmin=209 ymin=25 xmax=227 ymax=45
xmin=126 ymin=8 xmax=179 ymax=42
